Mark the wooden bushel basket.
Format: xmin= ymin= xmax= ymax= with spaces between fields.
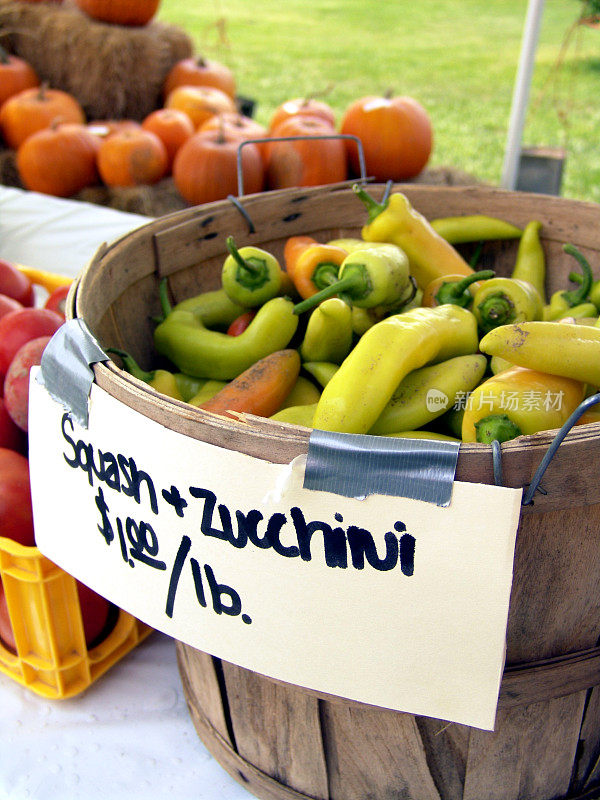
xmin=72 ymin=183 xmax=600 ymax=800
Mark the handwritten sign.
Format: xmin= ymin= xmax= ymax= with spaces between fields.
xmin=28 ymin=372 xmax=522 ymax=730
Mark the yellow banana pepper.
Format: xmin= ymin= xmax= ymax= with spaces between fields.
xmin=368 ymin=354 xmax=487 ymax=435
xmin=461 ymin=365 xmax=585 ymax=443
xmin=353 ymin=184 xmax=473 ymax=289
xmin=479 ymin=320 xmax=600 ymax=387
xmin=312 ymin=304 xmax=479 ymax=434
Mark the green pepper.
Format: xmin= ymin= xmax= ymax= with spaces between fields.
xmin=543 ymin=244 xmax=594 ymax=320
xmin=171 ymin=287 xmax=246 ymax=329
xmin=430 ymin=214 xmax=523 ymax=244
xmin=106 ymin=348 xmax=184 ymax=400
xmin=293 ymin=243 xmax=411 ymax=314
xmin=173 ymin=372 xmax=207 ymax=402
xmin=188 ymin=380 xmax=228 ymax=406
xmin=511 ymin=220 xmax=546 ymax=304
xmin=368 ymin=354 xmax=488 ymax=435
xmin=472 ymin=277 xmax=543 ymax=334
xmin=270 ymin=403 xmax=317 ymax=427
xmin=299 ymin=297 xmax=353 ymax=364
xmin=301 ymin=361 xmax=339 ymax=388
xmin=221 ymin=236 xmax=283 ymax=308
xmin=279 ymin=376 xmax=321 ymax=408
xmin=353 ymin=184 xmax=473 ymax=289
xmin=153 ymin=294 xmax=299 ymax=380
xmin=312 ymin=304 xmax=479 ymax=434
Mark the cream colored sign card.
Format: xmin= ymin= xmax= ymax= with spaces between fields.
xmin=28 ymin=374 xmax=522 ymax=730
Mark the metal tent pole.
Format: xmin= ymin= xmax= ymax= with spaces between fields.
xmin=501 ymin=0 xmax=546 ymax=190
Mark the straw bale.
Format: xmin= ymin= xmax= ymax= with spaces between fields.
xmin=0 ymin=148 xmax=20 ymax=187
xmin=76 ymin=178 xmax=187 ymax=217
xmin=0 ymin=0 xmax=193 ymax=121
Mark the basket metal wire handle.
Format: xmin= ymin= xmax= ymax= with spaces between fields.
xmin=490 ymin=392 xmax=600 ymax=505
xmin=235 ymin=134 xmax=367 ymax=197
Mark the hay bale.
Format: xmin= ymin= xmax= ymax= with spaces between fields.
xmin=0 ymin=148 xmax=21 ymax=187
xmin=0 ymin=0 xmax=193 ymax=121
xmin=76 ymin=178 xmax=187 ymax=217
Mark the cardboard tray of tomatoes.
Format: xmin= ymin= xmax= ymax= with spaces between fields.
xmin=0 ymin=257 xmax=152 ymax=699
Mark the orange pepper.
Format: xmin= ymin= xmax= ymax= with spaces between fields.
xmin=283 ymin=236 xmax=317 ymax=279
xmin=290 ymin=243 xmax=349 ymax=300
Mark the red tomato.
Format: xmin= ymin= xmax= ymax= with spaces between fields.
xmin=0 ymin=259 xmax=35 ymax=307
xmin=0 ymin=396 xmax=26 ymax=453
xmin=44 ymin=285 xmax=70 ymax=319
xmin=0 ymin=579 xmax=16 ymax=652
xmin=4 ymin=336 xmax=52 ymax=432
xmin=0 ymin=293 xmax=24 ymax=320
xmin=0 ymin=448 xmax=35 ymax=546
xmin=77 ymin=581 xmax=113 ymax=647
xmin=227 ymin=310 xmax=257 ymax=336
xmin=0 ymin=307 xmax=63 ymax=377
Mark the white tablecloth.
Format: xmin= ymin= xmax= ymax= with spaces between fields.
xmin=0 ymin=187 xmax=254 ymax=800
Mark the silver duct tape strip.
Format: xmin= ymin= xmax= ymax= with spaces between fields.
xmin=37 ymin=318 xmax=108 ymax=428
xmin=304 ymin=429 xmax=461 ymax=507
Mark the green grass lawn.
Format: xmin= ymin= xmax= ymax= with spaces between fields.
xmin=156 ymin=0 xmax=600 ymax=204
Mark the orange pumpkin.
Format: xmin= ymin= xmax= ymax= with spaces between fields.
xmin=87 ymin=119 xmax=141 ymax=139
xmin=265 ymin=115 xmax=347 ymax=190
xmin=16 ymin=123 xmax=98 ymax=197
xmin=165 ymin=85 xmax=236 ymax=130
xmin=173 ymin=129 xmax=264 ymax=206
xmin=0 ymin=85 xmax=86 ymax=150
xmin=163 ymin=56 xmax=236 ymax=100
xmin=198 ymin=112 xmax=268 ymax=160
xmin=268 ymin=97 xmax=336 ymax=133
xmin=340 ymin=94 xmax=433 ymax=181
xmin=74 ymin=0 xmax=160 ymax=26
xmin=0 ymin=46 xmax=40 ymax=109
xmin=141 ymin=108 xmax=194 ymax=170
xmin=97 ymin=128 xmax=168 ymax=187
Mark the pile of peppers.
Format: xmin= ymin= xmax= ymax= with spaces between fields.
xmin=109 ymin=185 xmax=600 ymax=446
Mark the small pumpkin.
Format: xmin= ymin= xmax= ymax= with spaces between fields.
xmin=268 ymin=97 xmax=336 ymax=133
xmin=141 ymin=108 xmax=194 ymax=170
xmin=87 ymin=119 xmax=141 ymax=139
xmin=16 ymin=123 xmax=98 ymax=197
xmin=198 ymin=112 xmax=269 ymax=160
xmin=173 ymin=129 xmax=264 ymax=206
xmin=340 ymin=94 xmax=433 ymax=181
xmin=74 ymin=0 xmax=160 ymax=26
xmin=163 ymin=56 xmax=236 ymax=100
xmin=0 ymin=85 xmax=86 ymax=150
xmin=97 ymin=128 xmax=168 ymax=187
xmin=265 ymin=115 xmax=347 ymax=190
xmin=165 ymin=85 xmax=237 ymax=130
xmin=0 ymin=46 xmax=40 ymax=109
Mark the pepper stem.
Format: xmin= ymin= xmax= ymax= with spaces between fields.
xmin=561 ymin=243 xmax=593 ymax=306
xmin=293 ymin=270 xmax=365 ymax=315
xmin=158 ymin=277 xmax=172 ymax=321
xmin=477 ymin=292 xmax=515 ymax=332
xmin=352 ymin=183 xmax=388 ymax=223
xmin=106 ymin=348 xmax=154 ymax=382
xmin=226 ymin=236 xmax=261 ymax=276
xmin=435 ymin=269 xmax=495 ymax=307
xmin=475 ymin=414 xmax=522 ymax=444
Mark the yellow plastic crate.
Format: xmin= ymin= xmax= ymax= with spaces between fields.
xmin=0 ymin=535 xmax=152 ymax=699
